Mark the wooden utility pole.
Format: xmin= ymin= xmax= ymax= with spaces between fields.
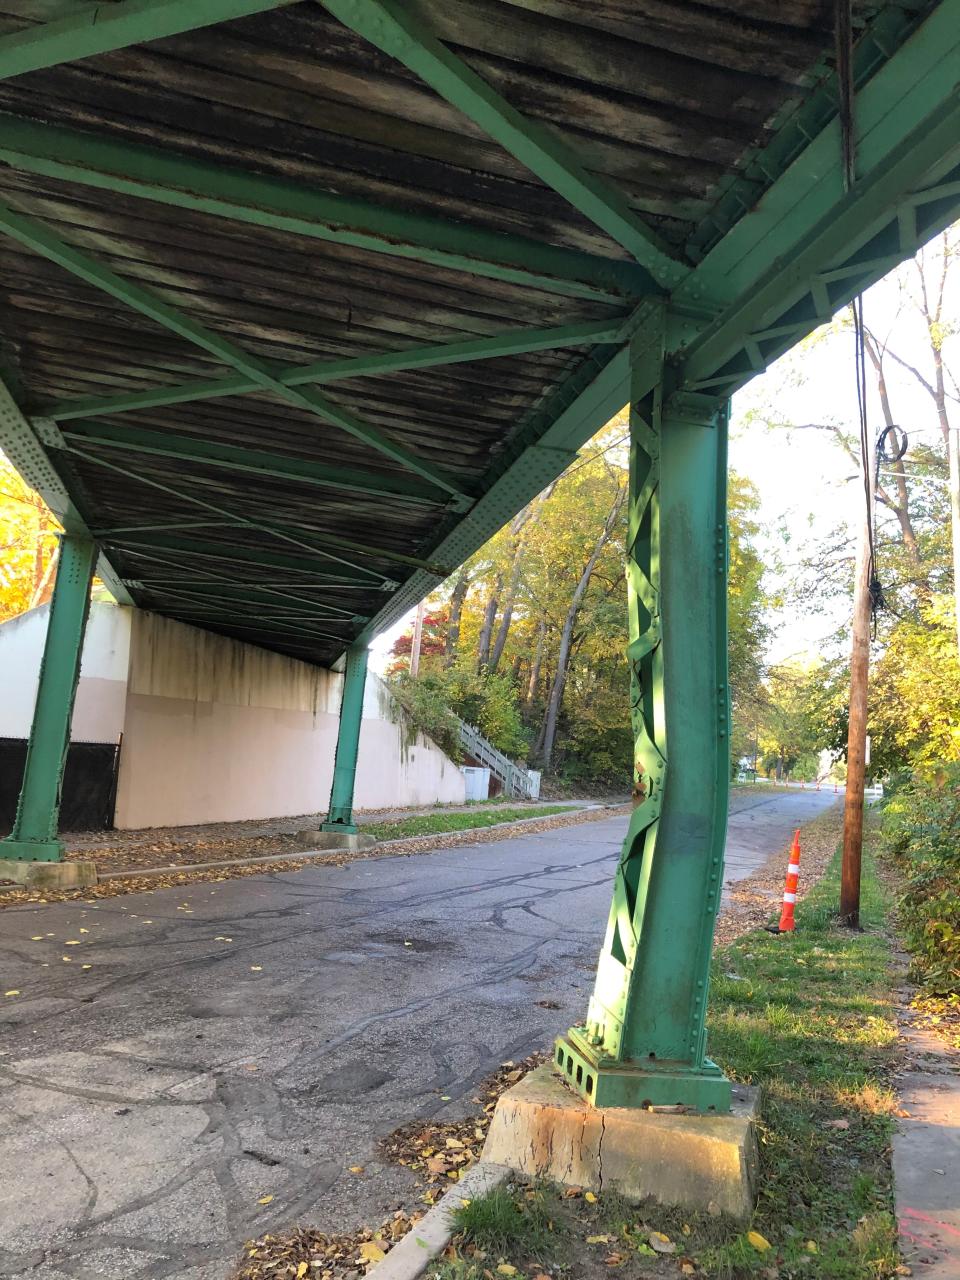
xmin=408 ymin=599 xmax=425 ymax=677
xmin=840 ymin=458 xmax=874 ymax=928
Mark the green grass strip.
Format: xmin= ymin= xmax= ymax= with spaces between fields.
xmin=436 ymin=825 xmax=902 ymax=1280
xmin=703 ymin=839 xmax=900 ymax=1277
xmin=359 ymin=805 xmax=575 ymax=842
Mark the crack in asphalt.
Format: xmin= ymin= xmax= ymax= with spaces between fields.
xmin=0 ymin=798 xmax=835 ymax=1278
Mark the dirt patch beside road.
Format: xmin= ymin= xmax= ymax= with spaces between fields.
xmin=714 ymin=802 xmax=844 ymax=946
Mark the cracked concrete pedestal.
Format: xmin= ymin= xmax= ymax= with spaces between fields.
xmin=483 ymin=1064 xmax=759 ymax=1219
xmin=0 ymin=857 xmax=97 ymax=890
xmin=297 ymin=830 xmax=376 ymax=851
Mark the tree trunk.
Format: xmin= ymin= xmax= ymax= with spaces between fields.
xmin=476 ymin=574 xmax=502 ymax=672
xmin=863 ymin=334 xmax=926 ymax=580
xmin=526 ymin=619 xmax=546 ymax=704
xmin=444 ymin=569 xmax=469 ymax=668
xmin=539 ymin=486 xmax=627 ymax=770
xmin=489 ymin=556 xmax=521 ymax=673
xmin=489 ymin=502 xmax=540 ymax=673
xmin=408 ymin=600 xmax=425 ymax=677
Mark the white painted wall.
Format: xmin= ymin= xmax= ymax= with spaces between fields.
xmin=0 ymin=603 xmax=465 ymax=829
xmin=113 ymin=610 xmax=463 ymax=828
xmin=0 ymin=600 xmax=130 ymax=743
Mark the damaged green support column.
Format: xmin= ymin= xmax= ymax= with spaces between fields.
xmin=556 ymin=324 xmax=733 ymax=1113
xmin=1 ymin=534 xmax=97 ymax=862
xmin=322 ymin=642 xmax=369 ymax=835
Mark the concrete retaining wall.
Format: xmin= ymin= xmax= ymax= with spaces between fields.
xmin=0 ymin=604 xmax=464 ymax=830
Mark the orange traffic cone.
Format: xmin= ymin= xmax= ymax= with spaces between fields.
xmin=777 ymin=830 xmax=801 ymax=932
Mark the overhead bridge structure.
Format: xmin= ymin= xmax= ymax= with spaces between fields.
xmin=1 ymin=0 xmax=958 ymax=1111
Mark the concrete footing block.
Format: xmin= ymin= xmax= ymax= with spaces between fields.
xmin=298 ymin=830 xmax=376 ymax=851
xmin=483 ymin=1064 xmax=759 ymax=1219
xmin=0 ymin=858 xmax=98 ymax=890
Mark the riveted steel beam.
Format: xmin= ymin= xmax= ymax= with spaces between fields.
xmin=0 ymin=376 xmax=132 ymax=605
xmin=67 ymin=441 xmax=392 ymax=582
xmin=0 ymin=535 xmax=97 ymax=863
xmin=112 ymin=532 xmax=396 ymax=581
xmin=558 ymin=332 xmax=733 ymax=1111
xmin=0 ymin=203 xmax=471 ymax=499
xmin=321 ymin=0 xmax=688 ymax=288
xmin=161 ymin=609 xmax=348 ymax=646
xmin=46 ymin=318 xmax=625 ymax=422
xmin=322 ymin=642 xmax=369 ymax=833
xmin=90 ymin=500 xmax=453 ymax=574
xmin=0 ymin=1 xmax=297 ymax=80
xmin=0 ymin=114 xmax=653 ymax=304
xmin=56 ymin=419 xmax=454 ymax=507
xmin=143 ymin=586 xmax=361 ymax=620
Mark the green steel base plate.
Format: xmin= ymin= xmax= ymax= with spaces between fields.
xmin=555 ymin=1033 xmax=732 ymax=1113
xmin=0 ymin=837 xmax=64 ymax=863
xmin=320 ymin=821 xmax=358 ymax=835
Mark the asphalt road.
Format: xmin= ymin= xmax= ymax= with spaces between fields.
xmin=0 ymin=788 xmax=838 ymax=1279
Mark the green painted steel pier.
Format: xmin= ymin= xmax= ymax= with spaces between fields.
xmin=0 ymin=0 xmax=958 ymax=1110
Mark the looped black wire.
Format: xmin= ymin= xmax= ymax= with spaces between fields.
xmin=876 ymin=424 xmax=909 ymax=464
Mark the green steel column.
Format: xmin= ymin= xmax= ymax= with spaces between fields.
xmin=555 ymin=325 xmax=733 ymax=1112
xmin=1 ymin=534 xmax=97 ymax=862
xmin=321 ymin=642 xmax=369 ymax=834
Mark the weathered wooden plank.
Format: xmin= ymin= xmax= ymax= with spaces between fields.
xmin=499 ymin=0 xmax=825 ymax=81
xmin=0 ymin=164 xmax=629 ymax=317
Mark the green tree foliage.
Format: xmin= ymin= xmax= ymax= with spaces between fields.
xmin=752 ymin=661 xmax=839 ymax=780
xmin=0 ymin=450 xmax=60 ymax=621
xmin=883 ymin=763 xmax=960 ymax=993
xmin=389 ymin=421 xmax=769 ymax=785
xmin=870 ymin=597 xmax=960 ymax=768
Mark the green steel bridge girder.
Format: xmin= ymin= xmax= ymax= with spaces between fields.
xmin=0 ymin=114 xmax=651 ymax=307
xmin=43 ymin=418 xmax=458 ymax=509
xmin=556 ymin=324 xmax=732 ymax=1112
xmin=322 ymin=643 xmax=370 ymax=834
xmin=319 ymin=0 xmax=687 ymax=289
xmin=41 ymin=319 xmax=627 ymax=424
xmin=0 ymin=535 xmax=97 ymax=862
xmin=355 ymin=0 xmax=960 ymax=648
xmin=0 ymin=202 xmax=471 ymax=502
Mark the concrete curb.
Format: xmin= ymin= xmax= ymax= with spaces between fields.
xmin=367 ymin=1161 xmax=512 ymax=1280
xmin=92 ymin=804 xmax=613 ymax=883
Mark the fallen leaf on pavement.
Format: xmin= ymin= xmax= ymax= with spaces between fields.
xmin=358 ymin=1242 xmax=385 ymax=1264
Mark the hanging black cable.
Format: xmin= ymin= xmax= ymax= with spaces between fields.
xmin=836 ymin=0 xmax=885 ymax=629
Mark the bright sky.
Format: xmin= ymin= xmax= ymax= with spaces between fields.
xmin=373 ymin=233 xmax=958 ymax=677
xmin=731 ymin=236 xmax=957 ymax=667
